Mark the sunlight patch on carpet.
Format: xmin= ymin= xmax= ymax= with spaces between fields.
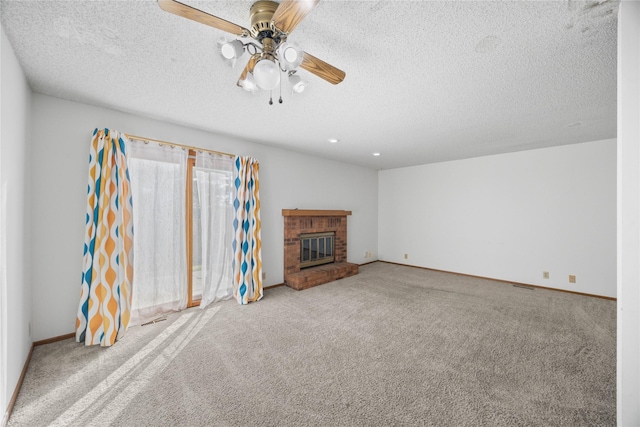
xmin=46 ymin=308 xmax=218 ymax=427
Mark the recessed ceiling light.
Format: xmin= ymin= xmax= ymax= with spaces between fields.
xmin=328 ymin=138 xmax=339 ymax=143
xmin=373 ymin=152 xmax=381 ymax=156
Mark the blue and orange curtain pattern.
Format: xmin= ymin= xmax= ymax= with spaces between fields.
xmin=232 ymin=156 xmax=263 ymax=304
xmin=76 ymin=129 xmax=134 ymax=347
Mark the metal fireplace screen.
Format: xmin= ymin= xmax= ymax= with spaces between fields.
xmin=300 ymin=232 xmax=335 ymax=269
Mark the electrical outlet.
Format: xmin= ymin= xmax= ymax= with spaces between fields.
xmin=404 ymin=253 xmax=408 ymax=259
xmin=543 ymin=271 xmax=549 ymax=279
xmin=569 ymin=275 xmax=576 ymax=283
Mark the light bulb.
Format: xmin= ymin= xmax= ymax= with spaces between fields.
xmin=253 ymin=58 xmax=280 ymax=90
xmin=284 ymin=46 xmax=298 ymax=63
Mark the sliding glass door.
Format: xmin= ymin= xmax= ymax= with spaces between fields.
xmin=127 ymin=142 xmax=234 ymax=324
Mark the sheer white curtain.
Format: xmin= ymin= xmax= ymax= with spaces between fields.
xmin=195 ymin=152 xmax=235 ymax=308
xmin=128 ymin=141 xmax=188 ymax=325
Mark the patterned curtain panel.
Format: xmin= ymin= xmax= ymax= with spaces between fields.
xmin=76 ymin=128 xmax=134 ymax=347
xmin=232 ymin=156 xmax=263 ymax=304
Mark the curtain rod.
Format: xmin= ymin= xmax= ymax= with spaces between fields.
xmin=125 ymin=134 xmax=236 ymax=159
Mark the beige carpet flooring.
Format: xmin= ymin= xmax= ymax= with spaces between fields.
xmin=8 ymin=262 xmax=616 ymax=426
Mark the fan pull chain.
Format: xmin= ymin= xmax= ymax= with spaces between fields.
xmin=269 ymin=91 xmax=273 ymax=105
xmin=279 ymin=71 xmax=283 ymax=104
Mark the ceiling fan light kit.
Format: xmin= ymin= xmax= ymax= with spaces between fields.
xmin=158 ymin=0 xmax=345 ymax=103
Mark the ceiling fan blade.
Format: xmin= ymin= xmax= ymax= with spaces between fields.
xmin=300 ymin=51 xmax=346 ymax=85
xmin=271 ymin=0 xmax=320 ymax=35
xmin=237 ymin=55 xmax=259 ymax=87
xmin=158 ymin=0 xmax=250 ymax=37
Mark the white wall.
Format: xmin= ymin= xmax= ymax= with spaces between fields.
xmin=379 ymin=139 xmax=616 ymax=298
xmin=0 ymin=25 xmax=32 ymax=425
xmin=29 ymin=94 xmax=378 ymax=341
xmin=617 ymin=1 xmax=640 ymax=425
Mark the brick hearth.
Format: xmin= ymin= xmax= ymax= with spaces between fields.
xmin=283 ymin=209 xmax=359 ymax=290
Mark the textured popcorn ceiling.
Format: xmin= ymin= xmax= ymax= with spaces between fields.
xmin=0 ymin=0 xmax=618 ymax=169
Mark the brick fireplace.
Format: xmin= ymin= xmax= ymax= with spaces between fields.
xmin=283 ymin=209 xmax=359 ymax=290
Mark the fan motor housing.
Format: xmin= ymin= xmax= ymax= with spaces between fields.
xmin=250 ymin=1 xmax=278 ymax=39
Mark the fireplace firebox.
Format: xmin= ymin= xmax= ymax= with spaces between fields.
xmin=300 ymin=232 xmax=335 ymax=269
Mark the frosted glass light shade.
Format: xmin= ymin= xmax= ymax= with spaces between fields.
xmin=289 ymin=73 xmax=307 ymax=93
xmin=253 ymin=58 xmax=280 ymax=90
xmin=220 ymin=39 xmax=244 ymax=59
xmin=240 ymin=73 xmax=257 ymax=92
xmin=278 ymin=43 xmax=303 ymax=70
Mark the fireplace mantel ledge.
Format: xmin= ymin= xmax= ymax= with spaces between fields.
xmin=282 ymin=209 xmax=352 ymax=217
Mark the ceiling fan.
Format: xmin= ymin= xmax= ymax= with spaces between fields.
xmin=158 ymin=0 xmax=346 ymax=97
